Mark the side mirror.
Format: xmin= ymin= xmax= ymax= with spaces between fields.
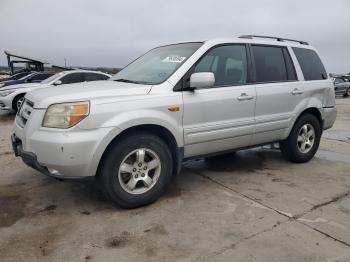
xmin=190 ymin=72 xmax=215 ymax=89
xmin=53 ymin=80 xmax=62 ymax=86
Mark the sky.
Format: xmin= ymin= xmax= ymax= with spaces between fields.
xmin=0 ymin=0 xmax=349 ymax=74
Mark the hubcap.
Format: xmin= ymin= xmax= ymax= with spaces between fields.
xmin=118 ymin=148 xmax=161 ymax=195
xmin=297 ymin=124 xmax=315 ymax=154
xmin=17 ymin=97 xmax=24 ymax=110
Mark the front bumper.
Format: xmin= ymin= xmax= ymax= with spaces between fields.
xmin=0 ymin=98 xmax=11 ymax=110
xmin=11 ymin=134 xmax=89 ymax=180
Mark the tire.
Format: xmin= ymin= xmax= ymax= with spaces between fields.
xmin=13 ymin=94 xmax=25 ymax=112
xmin=280 ymin=113 xmax=321 ymax=163
xmin=344 ymin=88 xmax=350 ymax=97
xmin=97 ymin=132 xmax=173 ymax=208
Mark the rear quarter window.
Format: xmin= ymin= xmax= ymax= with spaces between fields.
xmin=292 ymin=47 xmax=327 ymax=81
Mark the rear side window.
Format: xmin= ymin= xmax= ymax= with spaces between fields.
xmin=84 ymin=73 xmax=109 ymax=81
xmin=292 ymin=47 xmax=327 ymax=80
xmin=252 ymin=45 xmax=296 ymax=83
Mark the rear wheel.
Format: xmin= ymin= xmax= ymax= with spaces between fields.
xmin=280 ymin=114 xmax=321 ymax=163
xmin=13 ymin=94 xmax=25 ymax=112
xmin=97 ymin=133 xmax=173 ymax=208
xmin=344 ymin=88 xmax=350 ymax=97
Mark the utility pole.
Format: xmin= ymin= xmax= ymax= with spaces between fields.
xmin=64 ymin=58 xmax=67 ymax=68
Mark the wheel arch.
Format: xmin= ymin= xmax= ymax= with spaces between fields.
xmin=298 ymin=107 xmax=323 ymax=126
xmin=96 ymin=124 xmax=183 ymax=178
xmin=284 ymin=107 xmax=323 ymax=139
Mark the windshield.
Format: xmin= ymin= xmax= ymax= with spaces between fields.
xmin=41 ymin=72 xmax=64 ymax=84
xmin=110 ymin=42 xmax=203 ymax=85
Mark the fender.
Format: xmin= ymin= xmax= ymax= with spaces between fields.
xmin=86 ymin=109 xmax=184 ymax=177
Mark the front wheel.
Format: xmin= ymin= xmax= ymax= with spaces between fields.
xmin=97 ymin=133 xmax=173 ymax=208
xmin=280 ymin=114 xmax=321 ymax=163
xmin=13 ymin=94 xmax=25 ymax=112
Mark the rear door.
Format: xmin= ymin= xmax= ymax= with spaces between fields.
xmin=182 ymin=44 xmax=256 ymax=157
xmin=249 ymin=45 xmax=303 ymax=145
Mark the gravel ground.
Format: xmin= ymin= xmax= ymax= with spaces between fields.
xmin=0 ymin=98 xmax=350 ymax=262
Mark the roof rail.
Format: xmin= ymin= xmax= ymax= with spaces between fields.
xmin=239 ymin=35 xmax=309 ymax=45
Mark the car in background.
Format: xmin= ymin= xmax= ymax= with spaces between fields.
xmin=0 ymin=72 xmax=55 ymax=88
xmin=0 ymin=71 xmax=33 ymax=82
xmin=0 ymin=70 xmax=111 ymax=111
xmin=334 ymin=78 xmax=350 ymax=97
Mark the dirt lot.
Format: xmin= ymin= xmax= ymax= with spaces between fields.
xmin=0 ymin=99 xmax=350 ymax=262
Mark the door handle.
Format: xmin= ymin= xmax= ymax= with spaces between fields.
xmin=237 ymin=93 xmax=254 ymax=101
xmin=292 ymin=88 xmax=303 ymax=95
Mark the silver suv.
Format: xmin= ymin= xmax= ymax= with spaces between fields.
xmin=12 ymin=35 xmax=337 ymax=208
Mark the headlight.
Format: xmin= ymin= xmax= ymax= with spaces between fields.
xmin=0 ymin=83 xmax=5 ymax=87
xmin=0 ymin=90 xmax=15 ymax=97
xmin=42 ymin=101 xmax=90 ymax=128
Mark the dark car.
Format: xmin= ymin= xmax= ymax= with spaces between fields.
xmin=0 ymin=71 xmax=33 ymax=82
xmin=334 ymin=78 xmax=350 ymax=97
xmin=0 ymin=72 xmax=55 ymax=88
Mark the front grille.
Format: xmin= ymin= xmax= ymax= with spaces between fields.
xmin=16 ymin=99 xmax=34 ymax=128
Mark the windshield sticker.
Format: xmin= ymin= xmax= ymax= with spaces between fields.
xmin=162 ymin=55 xmax=186 ymax=63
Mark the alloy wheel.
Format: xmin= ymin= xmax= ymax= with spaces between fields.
xmin=118 ymin=148 xmax=161 ymax=194
xmin=297 ymin=124 xmax=315 ymax=154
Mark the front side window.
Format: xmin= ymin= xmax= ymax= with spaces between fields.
xmin=292 ymin=47 xmax=327 ymax=81
xmin=110 ymin=42 xmax=202 ymax=85
xmin=60 ymin=73 xmax=84 ymax=84
xmin=194 ymin=45 xmax=248 ymax=86
xmin=252 ymin=45 xmax=294 ymax=83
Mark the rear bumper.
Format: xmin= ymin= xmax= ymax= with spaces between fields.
xmin=323 ymin=106 xmax=337 ymax=130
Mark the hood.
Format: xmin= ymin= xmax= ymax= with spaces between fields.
xmin=0 ymin=82 xmax=42 ymax=91
xmin=26 ymin=80 xmax=153 ymax=109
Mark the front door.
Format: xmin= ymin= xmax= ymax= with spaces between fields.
xmin=182 ymin=44 xmax=256 ymax=157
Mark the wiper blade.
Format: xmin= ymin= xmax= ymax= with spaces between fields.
xmin=114 ymin=78 xmax=141 ymax=84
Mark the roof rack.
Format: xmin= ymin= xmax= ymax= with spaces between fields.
xmin=239 ymin=35 xmax=309 ymax=45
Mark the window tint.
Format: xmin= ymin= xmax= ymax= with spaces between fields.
xmin=292 ymin=47 xmax=327 ymax=81
xmin=84 ymin=73 xmax=109 ymax=82
xmin=252 ymin=45 xmax=291 ymax=83
xmin=29 ymin=73 xmax=54 ymax=81
xmin=60 ymin=73 xmax=84 ymax=84
xmin=334 ymin=78 xmax=344 ymax=84
xmin=12 ymin=72 xmax=30 ymax=80
xmin=195 ymin=45 xmax=247 ymax=86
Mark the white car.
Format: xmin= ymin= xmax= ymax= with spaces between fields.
xmin=0 ymin=70 xmax=111 ymax=111
xmin=12 ymin=36 xmax=337 ymax=208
